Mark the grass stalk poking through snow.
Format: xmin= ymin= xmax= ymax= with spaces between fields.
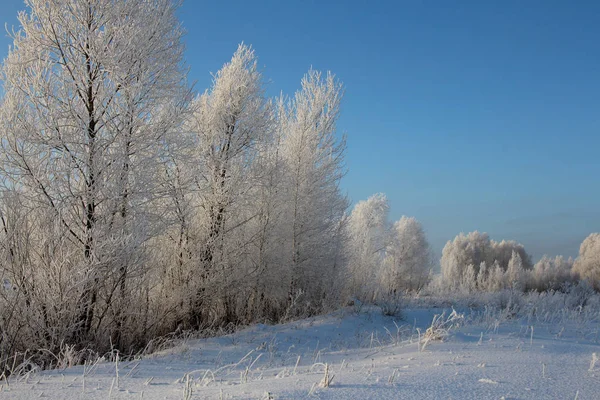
xmin=589 ymin=353 xmax=598 ymax=371
xmin=319 ymin=363 xmax=334 ymax=388
xmin=420 ymin=309 xmax=464 ymax=352
xmin=183 ymin=373 xmax=192 ymax=400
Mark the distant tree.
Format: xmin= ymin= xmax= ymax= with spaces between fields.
xmin=346 ymin=193 xmax=389 ymax=301
xmin=381 ymin=216 xmax=432 ymax=293
xmin=506 ymin=251 xmax=525 ymax=290
xmin=491 ymin=240 xmax=533 ymax=271
xmin=476 ymin=261 xmax=488 ymax=290
xmin=440 ymin=231 xmax=532 ymax=292
xmin=531 ymin=255 xmax=574 ymax=291
xmin=489 ymin=260 xmax=505 ymax=292
xmin=573 ymin=233 xmax=600 ymax=288
xmin=461 ymin=264 xmax=477 ymax=293
xmin=440 ymin=231 xmax=493 ymax=290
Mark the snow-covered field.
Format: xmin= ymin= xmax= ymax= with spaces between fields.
xmin=2 ymin=302 xmax=599 ymax=399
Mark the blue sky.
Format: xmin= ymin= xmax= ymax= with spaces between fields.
xmin=1 ymin=0 xmax=599 ymax=261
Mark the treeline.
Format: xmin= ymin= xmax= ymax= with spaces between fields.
xmin=434 ymin=231 xmax=600 ymax=293
xmin=341 ymin=195 xmax=600 ymax=299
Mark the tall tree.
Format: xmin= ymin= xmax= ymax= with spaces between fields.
xmin=279 ymin=69 xmax=347 ymax=307
xmin=346 ymin=193 xmax=389 ymax=301
xmin=187 ymin=44 xmax=273 ymax=325
xmin=0 ymin=0 xmax=188 ymax=348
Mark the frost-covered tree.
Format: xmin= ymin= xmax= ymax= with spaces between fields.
xmin=489 ymin=260 xmax=505 ymax=292
xmin=476 ymin=261 xmax=488 ymax=290
xmin=0 ymin=0 xmax=188 ymax=350
xmin=380 ymin=216 xmax=432 ymax=293
xmin=279 ymin=69 xmax=348 ymax=306
xmin=184 ymin=44 xmax=273 ymax=325
xmin=191 ymin=44 xmax=270 ymax=269
xmin=531 ymin=255 xmax=574 ymax=291
xmin=346 ymin=193 xmax=389 ymax=301
xmin=237 ymin=96 xmax=288 ymax=321
xmin=491 ymin=240 xmax=533 ymax=271
xmin=440 ymin=231 xmax=493 ymax=290
xmin=0 ymin=0 xmax=353 ymax=372
xmin=461 ymin=264 xmax=477 ymax=293
xmin=142 ymin=51 xmax=349 ymax=327
xmin=506 ymin=251 xmax=525 ymax=290
xmin=440 ymin=231 xmax=532 ymax=292
xmin=573 ymin=233 xmax=600 ymax=288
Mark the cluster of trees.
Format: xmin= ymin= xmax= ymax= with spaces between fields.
xmin=437 ymin=231 xmax=600 ymax=293
xmin=0 ymin=0 xmax=434 ymax=372
xmin=345 ymin=193 xmax=433 ymax=302
xmin=0 ymin=0 xmax=358 ymax=369
xmin=439 ymin=232 xmax=533 ymax=292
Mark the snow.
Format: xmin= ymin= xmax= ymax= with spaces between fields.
xmin=2 ymin=306 xmax=598 ymax=399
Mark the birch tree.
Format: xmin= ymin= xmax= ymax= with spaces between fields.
xmin=0 ymin=0 xmax=188 ymax=349
xmin=186 ymin=44 xmax=273 ymax=325
xmin=279 ymin=69 xmax=347 ymax=308
xmin=346 ymin=193 xmax=389 ymax=301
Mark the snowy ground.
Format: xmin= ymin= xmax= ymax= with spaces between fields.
xmin=2 ymin=305 xmax=599 ymax=399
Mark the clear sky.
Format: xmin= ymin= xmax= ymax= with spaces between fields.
xmin=1 ymin=0 xmax=599 ymax=261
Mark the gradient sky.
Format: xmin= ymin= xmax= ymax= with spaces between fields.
xmin=1 ymin=0 xmax=599 ymax=262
